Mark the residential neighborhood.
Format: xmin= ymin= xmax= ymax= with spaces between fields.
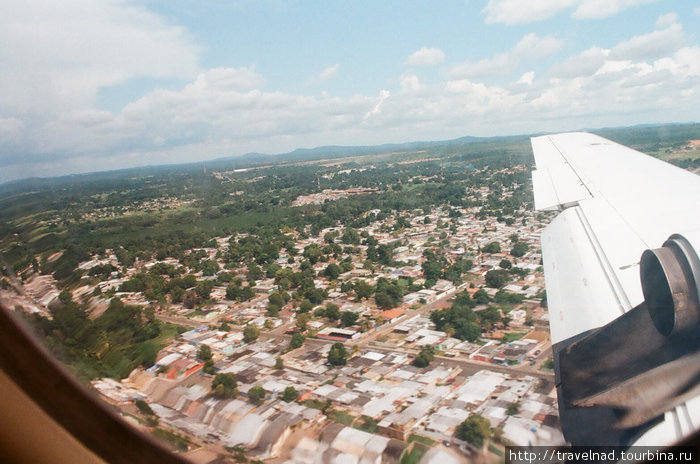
xmin=1 ymin=164 xmax=563 ymax=463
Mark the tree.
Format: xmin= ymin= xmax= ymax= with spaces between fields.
xmin=324 ymin=231 xmax=338 ymax=244
xmin=248 ymin=385 xmax=266 ymax=405
xmin=247 ymin=262 xmax=263 ymax=281
xmin=510 ymin=242 xmax=530 ymax=258
xmin=197 ymin=344 xmax=212 ymax=363
xmin=482 ymin=242 xmax=501 ymax=254
xmin=341 ymin=228 xmax=360 ymax=245
xmin=506 ymin=402 xmax=520 ymax=416
xmin=485 ymin=269 xmax=510 ymax=288
xmin=268 ymin=291 xmax=286 ymax=316
xmin=477 ymin=307 xmax=502 ymax=330
xmin=243 ymin=324 xmax=260 ymax=343
xmin=203 ymin=359 xmax=216 ymax=375
xmin=456 ymin=414 xmax=491 ymax=448
xmin=473 ymin=288 xmax=490 ymax=305
xmin=412 ymin=345 xmax=435 ymax=368
xmin=290 ymin=333 xmax=305 ymax=349
xmin=58 ymin=289 xmax=73 ymax=305
xmin=421 ymin=259 xmax=442 ymax=282
xmin=211 ymin=373 xmax=238 ymax=398
xmin=325 ymin=303 xmax=340 ymax=321
xmin=298 ymin=299 xmax=313 ymax=313
xmin=323 ymin=263 xmax=340 ymax=280
xmin=374 ymin=291 xmax=394 ymax=310
xmin=430 ymin=298 xmax=481 ymax=342
xmin=183 ymin=289 xmax=199 ymax=308
xmin=275 ymin=357 xmax=284 ymax=370
xmin=328 ymin=342 xmax=348 ymax=366
xmin=296 ymin=313 xmax=311 ymax=331
xmin=499 ymin=259 xmax=512 ymax=269
xmin=340 ymin=311 xmax=359 ymax=327
xmin=282 ymin=386 xmax=298 ymax=403
xmin=354 ymin=280 xmax=373 ymax=300
xmin=135 ymin=399 xmax=155 ymax=416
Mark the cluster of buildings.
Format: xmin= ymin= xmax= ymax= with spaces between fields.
xmin=291 ymin=188 xmax=380 ymax=206
xmin=94 ymin=324 xmax=562 ymax=462
xmin=1 ymin=165 xmax=564 ymax=462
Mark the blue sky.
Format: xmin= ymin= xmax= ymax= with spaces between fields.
xmin=1 ymin=0 xmax=698 ymax=182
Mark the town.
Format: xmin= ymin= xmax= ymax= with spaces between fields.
xmin=0 ymin=156 xmax=564 ymax=464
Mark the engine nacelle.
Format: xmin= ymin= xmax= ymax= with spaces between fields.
xmin=640 ymin=233 xmax=700 ymax=336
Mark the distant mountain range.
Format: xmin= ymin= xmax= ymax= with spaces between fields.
xmin=2 ymin=122 xmax=698 ymax=194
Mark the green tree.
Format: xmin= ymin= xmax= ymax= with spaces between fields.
xmin=211 ymin=373 xmax=238 ymax=398
xmin=298 ymin=299 xmax=313 ymax=313
xmin=328 ymin=342 xmax=348 ymax=366
xmin=325 ymin=303 xmax=340 ymax=321
xmin=243 ymin=324 xmax=260 ymax=343
xmin=58 ymin=289 xmax=73 ymax=305
xmin=341 ymin=228 xmax=360 ymax=245
xmin=340 ymin=311 xmax=359 ymax=327
xmin=247 ymin=262 xmax=263 ymax=281
xmin=290 ymin=333 xmax=305 ymax=349
xmin=456 ymin=414 xmax=491 ymax=448
xmin=354 ymin=280 xmax=373 ymax=300
xmin=248 ymin=385 xmax=266 ymax=405
xmin=477 ymin=307 xmax=502 ymax=330
xmin=135 ymin=399 xmax=155 ymax=416
xmin=506 ymin=402 xmax=520 ymax=416
xmin=374 ymin=291 xmax=394 ymax=310
xmin=412 ymin=345 xmax=435 ymax=368
xmin=482 ymin=242 xmax=501 ymax=254
xmin=197 ymin=344 xmax=212 ymax=362
xmin=473 ymin=289 xmax=490 ymax=305
xmin=510 ymin=242 xmax=530 ymax=258
xmin=324 ymin=231 xmax=338 ymax=244
xmin=323 ymin=263 xmax=340 ymax=280
xmin=183 ymin=289 xmax=199 ymax=308
xmin=296 ymin=312 xmax=311 ymax=331
xmin=485 ymin=269 xmax=510 ymax=288
xmin=282 ymin=386 xmax=298 ymax=403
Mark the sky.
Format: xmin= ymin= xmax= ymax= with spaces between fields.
xmin=1 ymin=0 xmax=699 ymax=183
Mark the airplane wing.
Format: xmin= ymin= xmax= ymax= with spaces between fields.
xmin=531 ymin=132 xmax=700 ymax=446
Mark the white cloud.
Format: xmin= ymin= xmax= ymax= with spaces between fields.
xmin=514 ymin=33 xmax=564 ymax=58
xmin=451 ymin=33 xmax=562 ymax=79
xmin=483 ymin=0 xmax=576 ymax=24
xmin=572 ymin=0 xmax=659 ymax=19
xmin=0 ymin=3 xmax=698 ymax=183
xmin=0 ymin=0 xmax=199 ymax=115
xmin=484 ymin=0 xmax=659 ymax=24
xmin=517 ymin=72 xmax=535 ymax=85
xmin=364 ymin=90 xmax=391 ymax=119
xmin=319 ymin=64 xmax=340 ymax=81
xmin=655 ymin=12 xmax=679 ymax=29
xmin=550 ymin=47 xmax=608 ymax=78
xmin=0 ymin=117 xmax=25 ymax=138
xmin=609 ymin=17 xmax=685 ymax=60
xmin=405 ymin=47 xmax=446 ymax=66
xmin=400 ymin=74 xmax=421 ymax=92
xmin=653 ymin=46 xmax=700 ymax=78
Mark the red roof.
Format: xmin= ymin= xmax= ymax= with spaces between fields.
xmin=378 ymin=308 xmax=405 ymax=320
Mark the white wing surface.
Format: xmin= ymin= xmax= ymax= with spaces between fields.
xmin=532 ymin=132 xmax=700 ymax=446
xmin=532 ymin=132 xmax=700 ymax=344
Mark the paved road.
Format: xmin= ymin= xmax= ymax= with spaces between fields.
xmin=365 ymin=343 xmax=555 ymax=381
xmin=267 ymin=320 xmax=555 ymax=382
xmin=207 ymin=284 xmax=556 ymax=382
